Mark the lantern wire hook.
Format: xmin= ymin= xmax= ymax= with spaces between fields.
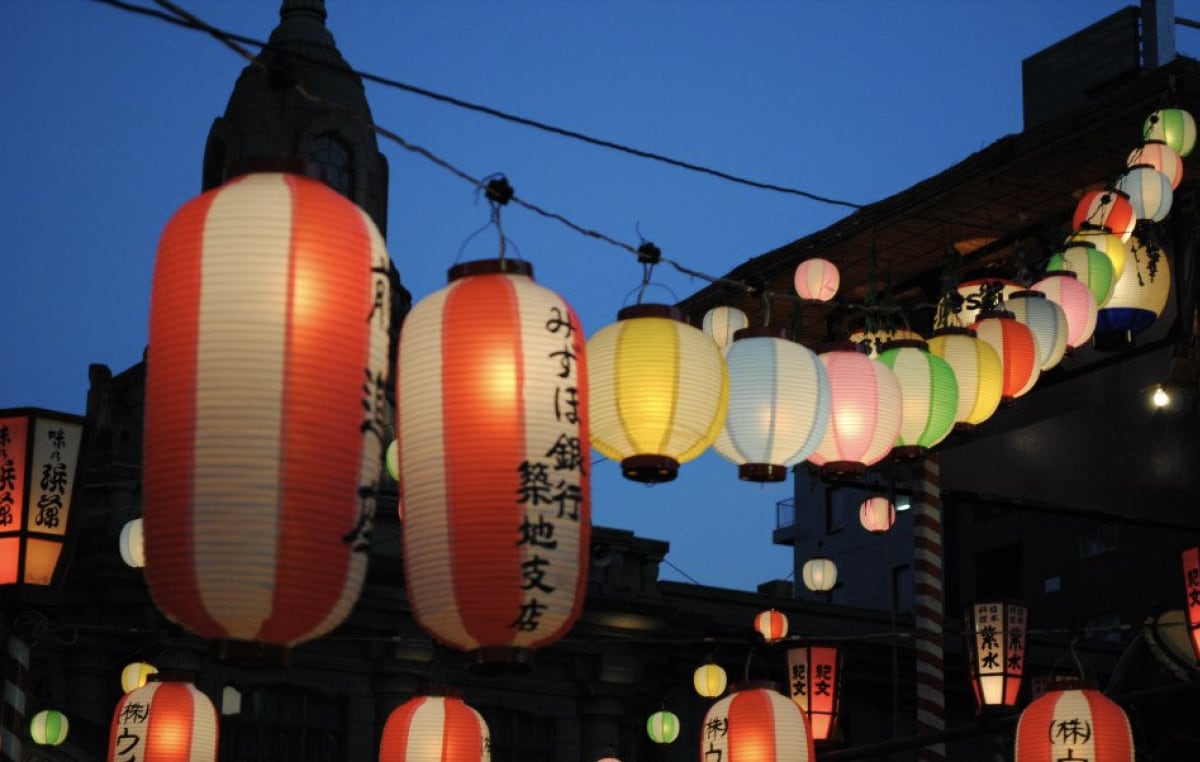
xmin=484 ymin=175 xmax=514 ymax=263
xmin=635 ymin=239 xmax=662 ymax=304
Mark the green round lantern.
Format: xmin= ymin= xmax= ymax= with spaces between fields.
xmin=1144 ymin=108 xmax=1196 ymax=157
xmin=29 ymin=709 xmax=69 ymax=746
xmin=646 ymin=709 xmax=681 ymax=744
xmin=1047 ymin=242 xmax=1116 ymax=308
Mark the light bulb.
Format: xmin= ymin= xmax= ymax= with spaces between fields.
xmin=1152 ymin=385 xmax=1171 ymax=408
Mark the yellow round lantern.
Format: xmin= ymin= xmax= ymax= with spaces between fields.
xmin=927 ymin=327 xmax=1003 ymax=432
xmin=1095 ymin=235 xmax=1172 ymax=348
xmin=694 ymin=662 xmax=728 ymax=698
xmin=121 ymin=661 xmax=159 ymax=693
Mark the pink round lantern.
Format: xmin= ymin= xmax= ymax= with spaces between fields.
xmin=702 ymin=682 xmax=814 ymax=762
xmin=794 ymin=258 xmax=839 ymax=302
xmin=380 ymin=693 xmax=491 ymax=762
xmin=1072 ymin=189 xmax=1135 ymax=242
xmin=1031 ymin=272 xmax=1099 ymax=351
xmin=859 ymin=496 xmax=896 ymax=534
xmin=808 ymin=347 xmax=903 ymax=479
xmin=144 ymin=170 xmax=392 ymax=647
xmin=1128 ymin=140 xmax=1184 ymax=189
xmin=754 ymin=608 xmax=789 ymax=642
xmin=108 ymin=680 xmax=218 ymax=762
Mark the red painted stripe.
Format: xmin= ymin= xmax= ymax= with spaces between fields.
xmin=380 ymin=696 xmax=423 ymax=759
xmin=147 ymin=683 xmax=195 ymax=760
xmin=1084 ymin=690 xmax=1132 ymax=758
xmin=443 ymin=698 xmax=484 ymax=760
xmin=729 ymin=690 xmax=775 ymax=760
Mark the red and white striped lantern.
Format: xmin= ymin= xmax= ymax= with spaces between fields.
xmin=379 ymin=693 xmax=491 ymax=761
xmin=786 ymin=646 xmax=843 ymax=742
xmin=808 ymin=347 xmax=903 ymax=479
xmin=397 ymin=259 xmax=589 ymax=667
xmin=1072 ymin=189 xmax=1135 ymax=242
xmin=144 ymin=170 xmax=392 ymax=646
xmin=754 ymin=609 xmax=789 ymax=643
xmin=107 ymin=680 xmax=218 ymax=762
xmin=1182 ymin=547 xmax=1200 ymax=661
xmin=1015 ymin=686 xmax=1133 ymax=761
xmin=973 ymin=311 xmax=1040 ymax=402
xmin=702 ymin=682 xmax=814 ymax=762
xmin=794 ymin=258 xmax=840 ymax=302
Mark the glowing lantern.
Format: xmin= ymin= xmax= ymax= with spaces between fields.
xmin=29 ymin=710 xmax=68 ymax=746
xmin=794 ymin=258 xmax=839 ymax=302
xmin=694 ymin=662 xmax=728 ymax=698
xmin=1046 ymin=242 xmax=1115 ymax=308
xmin=877 ymin=339 xmax=958 ymax=458
xmin=859 ymin=496 xmax=895 ymax=534
xmin=965 ymin=602 xmax=1028 ymax=709
xmin=589 ymin=304 xmax=728 ymax=483
xmin=702 ymin=305 xmax=750 ymax=350
xmin=786 ymin=646 xmax=842 ymax=742
xmin=713 ymin=328 xmax=830 ymax=482
xmin=1067 ymin=229 xmax=1128 ymax=282
xmin=108 ymin=680 xmax=218 ymax=761
xmin=143 ymin=170 xmax=390 ymax=647
xmin=927 ymin=328 xmax=1003 ymax=432
xmin=1116 ymin=164 xmax=1173 ymax=222
xmin=1072 ymin=189 xmax=1135 ymax=242
xmin=1007 ymin=291 xmax=1069 ymax=372
xmin=1128 ymin=140 xmax=1183 ymax=189
xmin=398 ymin=259 xmax=589 ymax=667
xmin=646 ymin=710 xmax=681 ymax=744
xmin=754 ymin=608 xmax=789 ymax=643
xmin=974 ymin=311 xmax=1039 ymax=402
xmin=848 ymin=326 xmax=924 ymax=357
xmin=955 ymin=277 xmax=1021 ymax=327
xmin=1032 ymin=272 xmax=1098 ymax=351
xmin=380 ymin=693 xmax=491 ymax=762
xmin=802 ymin=557 xmax=838 ymax=593
xmin=1095 ymin=236 xmax=1172 ymax=347
xmin=1015 ymin=685 xmax=1133 ymax=761
xmin=702 ymin=682 xmax=814 ymax=762
xmin=808 ymin=347 xmax=903 ymax=479
xmin=121 ymin=662 xmax=159 ymax=693
xmin=119 ymin=518 xmax=144 ymax=569
xmin=1183 ymin=547 xmax=1200 ymax=661
xmin=1143 ymin=108 xmax=1196 ymax=157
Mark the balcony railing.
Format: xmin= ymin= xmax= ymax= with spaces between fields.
xmin=776 ymin=497 xmax=796 ymax=529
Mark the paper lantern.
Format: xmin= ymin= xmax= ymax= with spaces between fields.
xmin=702 ymin=305 xmax=750 ymax=350
xmin=589 ymin=304 xmax=728 ymax=483
xmin=1183 ymin=547 xmax=1200 ymax=661
xmin=694 ymin=662 xmax=728 ymax=698
xmin=1015 ymin=685 xmax=1133 ymax=761
xmin=927 ymin=327 xmax=1003 ymax=432
xmin=1007 ymin=291 xmax=1069 ymax=372
xmin=121 ymin=662 xmax=159 ymax=694
xmin=848 ymin=326 xmax=924 ymax=357
xmin=974 ymin=311 xmax=1040 ymax=402
xmin=119 ymin=518 xmax=144 ymax=569
xmin=380 ymin=693 xmax=491 ymax=762
xmin=955 ymin=277 xmax=1021 ymax=327
xmin=1116 ymin=164 xmax=1173 ymax=222
xmin=1143 ymin=108 xmax=1196 ymax=157
xmin=754 ymin=608 xmax=789 ymax=643
xmin=1095 ymin=235 xmax=1172 ymax=346
xmin=802 ymin=557 xmax=837 ymax=593
xmin=1046 ymin=242 xmax=1115 ymax=308
xmin=965 ymin=602 xmax=1028 ymax=709
xmin=713 ymin=328 xmax=830 ymax=481
xmin=398 ymin=259 xmax=589 ymax=667
xmin=29 ymin=710 xmax=68 ymax=746
xmin=786 ymin=646 xmax=842 ymax=742
xmin=1032 ymin=272 xmax=1099 ymax=351
xmin=108 ymin=680 xmax=218 ymax=762
xmin=646 ymin=710 xmax=681 ymax=744
xmin=144 ymin=170 xmax=391 ymax=647
xmin=794 ymin=258 xmax=839 ymax=302
xmin=877 ymin=339 xmax=958 ymax=458
xmin=1067 ymin=229 xmax=1128 ymax=282
xmin=702 ymin=682 xmax=814 ymax=762
xmin=1128 ymin=140 xmax=1183 ymax=188
xmin=859 ymin=496 xmax=895 ymax=534
xmin=1072 ymin=189 xmax=1135 ymax=242
xmin=808 ymin=347 xmax=903 ymax=479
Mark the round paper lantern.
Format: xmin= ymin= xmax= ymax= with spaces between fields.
xmin=398 ymin=259 xmax=589 ymax=667
xmin=927 ymin=327 xmax=1003 ymax=431
xmin=713 ymin=328 xmax=830 ymax=482
xmin=1072 ymin=189 xmax=1135 ymax=242
xmin=877 ymin=339 xmax=958 ymax=458
xmin=1116 ymin=164 xmax=1173 ymax=222
xmin=956 ymin=277 xmax=1021 ymax=327
xmin=754 ymin=608 xmax=789 ymax=642
xmin=385 ymin=439 xmax=400 ymax=481
xmin=30 ymin=710 xmax=68 ymax=746
xmin=119 ymin=517 xmax=144 ymax=568
xmin=380 ymin=693 xmax=491 ymax=762
xmin=1007 ymin=291 xmax=1069 ymax=372
xmin=808 ymin=347 xmax=903 ymax=479
xmin=144 ymin=170 xmax=392 ymax=647
xmin=121 ymin=662 xmax=159 ymax=694
xmin=802 ymin=557 xmax=838 ymax=593
xmin=974 ymin=311 xmax=1039 ymax=402
xmin=589 ymin=304 xmax=728 ymax=483
xmin=1182 ymin=547 xmax=1200 ymax=660
xmin=702 ymin=682 xmax=814 ymax=762
xmin=1032 ymin=271 xmax=1099 ymax=351
xmin=694 ymin=662 xmax=728 ymax=698
xmin=1128 ymin=140 xmax=1183 ymax=188
xmin=859 ymin=496 xmax=896 ymax=534
xmin=1066 ymin=229 xmax=1128 ymax=282
xmin=646 ymin=710 xmax=681 ymax=744
xmin=1096 ymin=235 xmax=1172 ymax=345
xmin=108 ymin=680 xmax=218 ymax=761
xmin=794 ymin=258 xmax=839 ymax=302
xmin=848 ymin=326 xmax=924 ymax=357
xmin=1046 ymin=242 xmax=1116 ymax=308
xmin=1143 ymin=108 xmax=1196 ymax=157
xmin=702 ymin=305 xmax=750 ymax=350
xmin=1015 ymin=685 xmax=1133 ymax=761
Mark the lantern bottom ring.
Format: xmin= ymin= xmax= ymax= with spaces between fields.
xmin=819 ymin=461 xmax=867 ymax=481
xmin=210 ymin=638 xmax=291 ymax=668
xmin=468 ymin=646 xmax=535 ymax=675
xmin=889 ymin=445 xmax=928 ymax=462
xmin=738 ymin=463 xmax=787 ymax=482
xmin=622 ymin=455 xmax=679 ymax=483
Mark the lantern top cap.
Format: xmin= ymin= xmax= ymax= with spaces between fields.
xmin=617 ymin=303 xmax=685 ymax=322
xmin=733 ymin=326 xmax=791 ymax=342
xmin=930 ymin=326 xmax=977 ymax=338
xmin=879 ymin=338 xmax=929 ymax=352
xmin=225 ymin=157 xmax=327 ymax=184
xmin=1041 ymin=269 xmax=1080 ymax=280
xmin=818 ymin=341 xmax=868 ymax=355
xmin=1007 ymin=289 xmax=1046 ymax=300
xmin=447 ymin=258 xmax=533 ymax=282
xmin=977 ymin=309 xmax=1017 ymax=321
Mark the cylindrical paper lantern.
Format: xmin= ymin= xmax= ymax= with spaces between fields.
xmin=694 ymin=662 xmax=728 ymax=698
xmin=794 ymin=258 xmax=839 ymax=302
xmin=702 ymin=305 xmax=750 ymax=350
xmin=646 ymin=710 xmax=681 ymax=744
xmin=1128 ymin=140 xmax=1184 ymax=188
xmin=1007 ymin=291 xmax=1069 ymax=372
xmin=927 ymin=327 xmax=1003 ymax=431
xmin=119 ymin=518 xmax=144 ymax=569
xmin=974 ymin=311 xmax=1040 ymax=402
xmin=1015 ymin=686 xmax=1133 ymax=761
xmin=848 ymin=326 xmax=924 ymax=357
xmin=802 ymin=557 xmax=838 ymax=593
xmin=108 ymin=680 xmax=217 ymax=762
xmin=1072 ymin=189 xmax=1135 ymax=242
xmin=121 ymin=662 xmax=159 ymax=694
xmin=859 ymin=496 xmax=895 ymax=534
xmin=701 ymin=682 xmax=814 ymax=762
xmin=1116 ymin=164 xmax=1173 ymax=222
xmin=1182 ymin=547 xmax=1200 ymax=661
xmin=1143 ymin=108 xmax=1196 ymax=157
xmin=808 ymin=347 xmax=903 ymax=479
xmin=29 ymin=710 xmax=68 ymax=746
xmin=1067 ymin=229 xmax=1128 ymax=283
xmin=380 ymin=693 xmax=491 ymax=762
xmin=1032 ymin=272 xmax=1098 ymax=351
xmin=1095 ymin=235 xmax=1172 ymax=345
xmin=144 ymin=170 xmax=392 ymax=647
xmin=398 ymin=259 xmax=589 ymax=667
xmin=786 ymin=646 xmax=843 ymax=742
xmin=589 ymin=304 xmax=728 ymax=483
xmin=754 ymin=609 xmax=789 ymax=642
xmin=713 ymin=328 xmax=830 ymax=482
xmin=965 ymin=601 xmax=1028 ymax=709
xmin=1046 ymin=242 xmax=1116 ymax=308
xmin=956 ymin=277 xmax=1021 ymax=327
xmin=877 ymin=339 xmax=958 ymax=458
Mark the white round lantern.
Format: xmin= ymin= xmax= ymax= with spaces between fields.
xmin=802 ymin=557 xmax=838 ymax=593
xmin=702 ymin=305 xmax=750 ymax=350
xmin=1116 ymin=164 xmax=1173 ymax=222
xmin=119 ymin=517 xmax=145 ymax=569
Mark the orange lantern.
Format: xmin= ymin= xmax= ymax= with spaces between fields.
xmin=1072 ymin=189 xmax=1135 ymax=242
xmin=754 ymin=609 xmax=789 ymax=643
xmin=965 ymin=602 xmax=1028 ymax=710
xmin=808 ymin=347 xmax=903 ymax=479
xmin=974 ymin=311 xmax=1039 ymax=402
xmin=397 ymin=259 xmax=589 ymax=668
xmin=107 ymin=680 xmax=218 ymax=762
xmin=1015 ymin=685 xmax=1133 ymax=761
xmin=859 ymin=496 xmax=895 ymax=534
xmin=927 ymin=327 xmax=1003 ymax=432
xmin=702 ymin=682 xmax=814 ymax=761
xmin=794 ymin=258 xmax=839 ymax=302
xmin=786 ymin=646 xmax=843 ymax=742
xmin=379 ymin=692 xmax=491 ymax=761
xmin=1032 ymin=272 xmax=1098 ymax=351
xmin=694 ymin=662 xmax=728 ymax=698
xmin=1183 ymin=547 xmax=1200 ymax=661
xmin=143 ymin=169 xmax=392 ymax=647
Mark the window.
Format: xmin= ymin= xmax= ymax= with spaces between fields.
xmin=220 ymin=686 xmax=343 ymax=762
xmin=892 ymin=563 xmax=914 ymax=614
xmin=307 ymin=134 xmax=353 ymax=197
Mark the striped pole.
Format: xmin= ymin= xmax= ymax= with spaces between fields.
xmin=913 ymin=455 xmax=945 ymax=762
xmin=1 ymin=634 xmax=29 ymax=762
